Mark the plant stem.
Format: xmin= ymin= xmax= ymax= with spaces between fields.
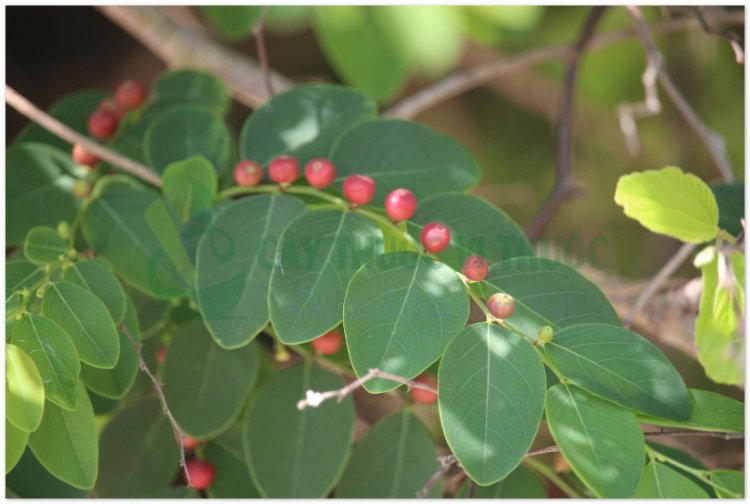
xmin=646 ymin=446 xmax=740 ymax=497
xmin=524 ymin=457 xmax=585 ymax=498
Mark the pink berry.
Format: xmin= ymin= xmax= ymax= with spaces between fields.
xmin=88 ymin=108 xmax=119 ymax=139
xmin=156 ymin=345 xmax=167 ymax=366
xmin=268 ymin=156 xmax=299 ymax=186
xmin=462 ymin=255 xmax=488 ymax=282
xmin=98 ymin=98 xmax=125 ymax=120
xmin=311 ymin=329 xmax=343 ymax=355
xmin=342 ymin=174 xmax=375 ymax=207
xmin=184 ymin=459 xmax=215 ymax=490
xmin=183 ymin=435 xmax=201 ymax=450
xmin=384 ymin=189 xmax=416 ymax=223
xmin=72 ymin=144 xmax=100 ymax=168
xmin=410 ymin=374 xmax=438 ymax=404
xmin=304 ymin=158 xmax=336 ymax=189
xmin=487 ymin=293 xmax=515 ymax=320
xmin=115 ymin=79 xmax=147 ymax=110
xmin=234 ymin=160 xmax=263 ymax=187
xmin=420 ymin=222 xmax=450 ymax=253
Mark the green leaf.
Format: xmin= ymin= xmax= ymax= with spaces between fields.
xmin=10 ymin=314 xmax=80 ymax=410
xmin=96 ymin=398 xmax=179 ymax=497
xmin=545 ymin=384 xmax=645 ymax=497
xmin=408 ymin=193 xmax=533 ymax=270
xmin=24 ymin=226 xmax=68 ymax=265
xmin=6 ymin=421 xmax=29 ymax=473
xmin=455 ymin=464 xmax=547 ymax=498
xmin=711 ymin=182 xmax=744 ymax=238
xmin=709 ymin=470 xmax=744 ymax=498
xmin=646 ymin=441 xmax=716 ymax=497
xmin=6 ymin=344 xmax=45 ymax=432
xmin=243 ymin=362 xmax=355 ymax=497
xmin=42 ymin=281 xmax=120 ymax=369
xmin=344 ymin=252 xmax=469 ymax=392
xmin=7 ymin=449 xmax=88 ymax=498
xmin=239 ymin=84 xmax=376 ymax=168
xmin=152 ymin=69 xmax=231 ymax=116
xmin=80 ymin=294 xmax=140 ymax=399
xmin=199 ymin=6 xmax=261 ymax=40
xmin=162 ymin=156 xmax=217 ymax=220
xmin=196 ymin=194 xmax=305 ymax=348
xmin=634 ymin=461 xmax=710 ymax=498
xmin=336 ymin=411 xmax=441 ymax=498
xmin=204 ymin=425 xmax=261 ymax=498
xmin=482 ymin=257 xmax=621 ymax=341
xmin=638 ymin=389 xmax=744 ymax=433
xmin=144 ymin=105 xmax=231 ymax=175
xmin=614 ymin=167 xmax=719 ymax=243
xmin=162 ymin=321 xmax=260 ymax=438
xmin=28 ymin=382 xmax=98 ymax=490
xmin=438 ymin=323 xmax=546 ymax=486
xmin=63 ymin=258 xmax=127 ymax=324
xmin=269 ymin=209 xmax=384 ymax=344
xmin=6 ymin=143 xmax=80 ymax=245
xmin=331 ymin=119 xmax=481 ymax=205
xmin=6 ymin=260 xmax=44 ymax=299
xmin=81 ymin=187 xmax=189 ymax=299
xmin=544 ymin=323 xmax=691 ymax=420
xmin=314 ymin=7 xmax=410 ymax=100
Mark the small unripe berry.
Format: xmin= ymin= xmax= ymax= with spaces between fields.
xmin=183 ymin=435 xmax=201 ymax=450
xmin=410 ymin=374 xmax=438 ymax=404
xmin=115 ymin=79 xmax=147 ymax=110
xmin=342 ymin=174 xmax=375 ymax=207
xmin=304 ymin=158 xmax=336 ymax=189
xmin=384 ymin=188 xmax=416 ymax=223
xmin=98 ymin=98 xmax=124 ymax=120
xmin=312 ymin=329 xmax=343 ymax=355
xmin=88 ymin=108 xmax=119 ymax=139
xmin=234 ymin=160 xmax=263 ymax=187
xmin=156 ymin=345 xmax=167 ymax=366
xmin=462 ymin=255 xmax=488 ymax=282
xmin=420 ymin=222 xmax=451 ymax=253
xmin=487 ymin=293 xmax=515 ymax=319
xmin=184 ymin=459 xmax=215 ymax=490
xmin=538 ymin=325 xmax=554 ymax=343
xmin=72 ymin=180 xmax=91 ymax=199
xmin=268 ymin=155 xmax=299 ymax=186
xmin=72 ymin=144 xmax=100 ymax=168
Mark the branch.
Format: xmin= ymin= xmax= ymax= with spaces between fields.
xmin=384 ymin=9 xmax=744 ymax=119
xmin=417 ymin=455 xmax=457 ymax=498
xmin=120 ymin=322 xmax=192 ymax=487
xmin=252 ymin=7 xmax=274 ymax=98
xmin=296 ymin=368 xmax=437 ymax=410
xmin=95 ymin=6 xmax=292 ymax=109
xmin=525 ymin=7 xmax=607 ymax=239
xmin=623 ymin=5 xmax=736 ymax=182
xmin=692 ymin=7 xmax=745 ymax=64
xmin=5 ymin=85 xmax=162 ymax=187
xmin=466 ymin=480 xmax=477 ymax=498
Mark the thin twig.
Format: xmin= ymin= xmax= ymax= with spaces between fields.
xmin=692 ymin=7 xmax=745 ymax=64
xmin=5 ymin=85 xmax=162 ymax=187
xmin=120 ymin=322 xmax=192 ymax=487
xmin=526 ymin=6 xmax=607 ymax=239
xmin=417 ymin=455 xmax=457 ymax=498
xmin=384 ymin=10 xmax=744 ymax=119
xmin=466 ymin=480 xmax=477 ymax=498
xmin=252 ymin=7 xmax=273 ymax=97
xmin=296 ymin=368 xmax=437 ymax=410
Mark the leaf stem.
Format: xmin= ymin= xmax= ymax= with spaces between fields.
xmin=645 ymin=445 xmax=740 ymax=497
xmin=524 ymin=457 xmax=585 ymax=498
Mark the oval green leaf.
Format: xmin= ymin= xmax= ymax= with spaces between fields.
xmin=162 ymin=155 xmax=218 ymax=220
xmin=42 ymin=281 xmax=120 ymax=369
xmin=6 ymin=344 xmax=45 ymax=432
xmin=24 ymin=226 xmax=68 ymax=265
xmin=10 ymin=314 xmax=80 ymax=410
xmin=152 ymin=69 xmax=231 ymax=115
xmin=6 ymin=449 xmax=88 ymax=498
xmin=455 ymin=464 xmax=547 ymax=498
xmin=269 ymin=209 xmax=384 ymax=344
xmin=614 ymin=166 xmax=719 ymax=243
xmin=63 ymin=258 xmax=127 ymax=324
xmin=200 ymin=6 xmax=260 ymax=40
xmin=243 ymin=362 xmax=355 ymax=497
xmin=28 ymin=382 xmax=98 ymax=490
xmin=196 ymin=194 xmax=305 ymax=348
xmin=162 ymin=320 xmax=260 ymax=438
xmin=344 ymin=251 xmax=469 ymax=392
xmin=638 ymin=389 xmax=744 ymax=433
xmin=545 ymin=384 xmax=645 ymax=497
xmin=6 ymin=420 xmax=29 ymax=474
xmin=204 ymin=425 xmax=261 ymax=498
xmin=544 ymin=323 xmax=691 ymax=420
xmin=439 ymin=323 xmax=546 ymax=486
xmin=634 ymin=461 xmax=710 ymax=498
xmin=709 ymin=470 xmax=744 ymax=498
xmin=331 ymin=119 xmax=481 ymax=205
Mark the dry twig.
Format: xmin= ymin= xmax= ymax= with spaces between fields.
xmin=252 ymin=7 xmax=274 ymax=98
xmin=692 ymin=6 xmax=745 ymax=64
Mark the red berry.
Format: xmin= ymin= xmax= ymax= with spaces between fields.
xmin=156 ymin=345 xmax=166 ymax=366
xmin=183 ymin=435 xmax=201 ymax=450
xmin=420 ymin=222 xmax=450 ymax=253
xmin=234 ymin=160 xmax=263 ymax=187
xmin=72 ymin=180 xmax=91 ymax=199
xmin=184 ymin=459 xmax=215 ymax=490
xmin=115 ymin=79 xmax=147 ymax=110
xmin=410 ymin=374 xmax=438 ymax=404
xmin=342 ymin=174 xmax=375 ymax=207
xmin=98 ymin=98 xmax=124 ymax=120
xmin=304 ymin=158 xmax=336 ymax=189
xmin=462 ymin=255 xmax=488 ymax=282
xmin=487 ymin=293 xmax=515 ymax=320
xmin=88 ymin=108 xmax=119 ymax=139
xmin=72 ymin=144 xmax=100 ymax=168
xmin=384 ymin=189 xmax=416 ymax=223
xmin=268 ymin=155 xmax=299 ymax=186
xmin=312 ymin=329 xmax=343 ymax=355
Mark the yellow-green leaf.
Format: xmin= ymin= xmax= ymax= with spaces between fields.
xmin=6 ymin=344 xmax=45 ymax=432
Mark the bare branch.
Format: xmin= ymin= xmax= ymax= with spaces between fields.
xmin=120 ymin=323 xmax=192 ymax=487
xmin=466 ymin=480 xmax=477 ymax=498
xmin=5 ymin=85 xmax=162 ymax=187
xmin=252 ymin=7 xmax=274 ymax=98
xmin=297 ymin=368 xmax=437 ymax=410
xmin=692 ymin=7 xmax=744 ymax=64
xmin=417 ymin=455 xmax=457 ymax=498
xmin=96 ymin=6 xmax=292 ymax=109
xmin=525 ymin=6 xmax=607 ymax=239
